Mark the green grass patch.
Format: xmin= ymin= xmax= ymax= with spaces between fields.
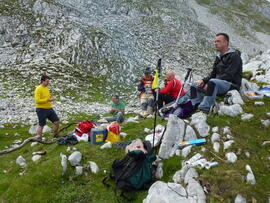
xmin=1 ymin=97 xmax=270 ymax=202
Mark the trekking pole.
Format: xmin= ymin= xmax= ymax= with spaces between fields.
xmin=173 ymin=68 xmax=192 ymax=108
xmin=152 ymin=58 xmax=162 ymax=148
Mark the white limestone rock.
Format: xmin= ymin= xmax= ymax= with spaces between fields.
xmin=16 ymin=155 xmax=27 ymax=167
xmin=144 ymin=128 xmax=151 ymax=133
xmin=155 ymin=162 xmax=163 ymax=179
xmin=254 ymin=101 xmax=264 ymax=106
xmin=145 ymin=133 xmax=163 ymax=148
xmin=173 ymin=165 xmax=191 ymax=183
xmin=68 ymin=151 xmax=82 ymax=166
xmin=184 ymin=168 xmax=199 ymax=184
xmin=212 ymin=126 xmax=219 ymax=133
xmin=241 ymin=113 xmax=254 ymax=121
xmin=235 ymin=194 xmax=247 ymax=203
xmin=263 ymin=141 xmax=270 ymax=146
xmin=226 ymin=134 xmax=234 ymax=139
xmin=126 ymin=117 xmax=139 ymax=123
xmin=29 ymin=124 xmax=51 ymax=134
xmin=246 ymin=165 xmax=256 ymax=185
xmin=213 ymin=142 xmax=220 ymax=153
xmin=32 ymin=155 xmax=41 ymax=162
xmin=241 ymin=52 xmax=249 ymax=65
xmin=43 ymin=125 xmax=51 ymax=133
xmin=245 ymin=152 xmax=250 ymax=158
xmin=211 ymin=133 xmax=220 ymax=143
xmin=190 ymin=113 xmax=210 ymax=137
xmin=261 ymin=119 xmax=270 ymax=127
xmin=100 ymin=142 xmax=112 ymax=149
xmin=223 ymin=140 xmax=234 ymax=150
xmin=226 ymin=90 xmax=244 ymax=105
xmin=158 ymin=115 xmax=185 ymax=159
xmin=223 ymin=126 xmax=231 ymax=134
xmin=120 ymin=132 xmax=127 ymax=138
xmin=29 ymin=125 xmax=37 ymax=135
xmin=60 ymin=153 xmax=67 ymax=175
xmin=243 ymin=60 xmax=262 ymax=74
xmin=89 ymin=161 xmax=99 ymax=174
xmin=31 ymin=142 xmax=38 ymax=147
xmin=219 ymin=104 xmax=243 ymax=117
xmin=184 ymin=125 xmax=197 ymax=141
xmin=240 ymin=79 xmax=259 ymax=94
xmin=186 ymin=178 xmax=206 ymax=203
xmin=75 ymin=166 xmax=83 ymax=175
xmin=226 ymin=152 xmax=237 ymax=163
xmin=143 ymin=181 xmax=189 ymax=203
xmin=181 ymin=146 xmax=192 ymax=158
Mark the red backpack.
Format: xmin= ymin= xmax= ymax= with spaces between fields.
xmin=75 ymin=120 xmax=95 ymax=137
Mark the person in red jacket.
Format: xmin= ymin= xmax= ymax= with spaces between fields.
xmin=157 ymin=71 xmax=185 ymax=109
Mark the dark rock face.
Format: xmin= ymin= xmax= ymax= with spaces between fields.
xmin=0 ymin=0 xmax=269 ymax=98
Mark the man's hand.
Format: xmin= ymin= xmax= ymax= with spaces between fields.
xmin=197 ymin=80 xmax=204 ymax=88
xmin=48 ymin=96 xmax=56 ymax=102
xmin=109 ymin=108 xmax=118 ymax=113
xmin=111 ymin=107 xmax=118 ymax=112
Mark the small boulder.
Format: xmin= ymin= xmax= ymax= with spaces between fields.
xmin=88 ymin=161 xmax=99 ymax=174
xmin=226 ymin=152 xmax=237 ymax=163
xmin=68 ymin=151 xmax=82 ymax=166
xmin=75 ymin=166 xmax=83 ymax=175
xmin=32 ymin=155 xmax=41 ymax=162
xmin=16 ymin=155 xmax=27 ymax=167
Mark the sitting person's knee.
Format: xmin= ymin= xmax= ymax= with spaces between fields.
xmin=206 ymin=80 xmax=216 ymax=96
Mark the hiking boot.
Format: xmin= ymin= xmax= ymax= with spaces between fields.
xmin=209 ymin=101 xmax=219 ymax=116
xmin=158 ymin=109 xmax=164 ymax=117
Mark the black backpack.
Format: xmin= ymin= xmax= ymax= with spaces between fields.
xmin=103 ymin=140 xmax=156 ymax=200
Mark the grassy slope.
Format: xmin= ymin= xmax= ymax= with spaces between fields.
xmin=0 ymin=97 xmax=270 ymax=202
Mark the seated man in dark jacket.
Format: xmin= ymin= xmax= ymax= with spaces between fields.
xmin=190 ymin=33 xmax=242 ymax=113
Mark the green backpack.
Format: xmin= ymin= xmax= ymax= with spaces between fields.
xmin=110 ymin=140 xmax=156 ymax=191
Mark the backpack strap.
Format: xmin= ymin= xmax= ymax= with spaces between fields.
xmin=120 ymin=191 xmax=135 ymax=202
xmin=102 ymin=176 xmax=111 ymax=187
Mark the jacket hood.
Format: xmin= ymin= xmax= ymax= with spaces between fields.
xmin=217 ymin=48 xmax=236 ymax=58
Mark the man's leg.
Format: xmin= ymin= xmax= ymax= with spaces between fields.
xmin=140 ymin=94 xmax=148 ymax=115
xmin=36 ymin=108 xmax=46 ymax=139
xmin=104 ymin=116 xmax=117 ymax=122
xmin=198 ymin=79 xmax=232 ymax=112
xmin=147 ymin=96 xmax=155 ymax=114
xmin=116 ymin=112 xmax=124 ymax=123
xmin=37 ymin=125 xmax=44 ymax=137
xmin=190 ymin=82 xmax=205 ymax=108
xmin=53 ymin=121 xmax=60 ymax=137
xmin=47 ymin=108 xmax=60 ymax=137
xmin=158 ymin=93 xmax=174 ymax=109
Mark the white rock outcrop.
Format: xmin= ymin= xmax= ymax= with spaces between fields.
xmin=68 ymin=151 xmax=82 ymax=166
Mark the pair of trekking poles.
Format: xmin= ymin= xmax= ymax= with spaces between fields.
xmin=152 ymin=59 xmax=193 ymax=148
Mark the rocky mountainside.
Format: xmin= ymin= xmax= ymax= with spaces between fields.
xmin=0 ymin=0 xmax=270 ymax=101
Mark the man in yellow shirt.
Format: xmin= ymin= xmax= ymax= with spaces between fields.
xmin=34 ymin=75 xmax=60 ymax=139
